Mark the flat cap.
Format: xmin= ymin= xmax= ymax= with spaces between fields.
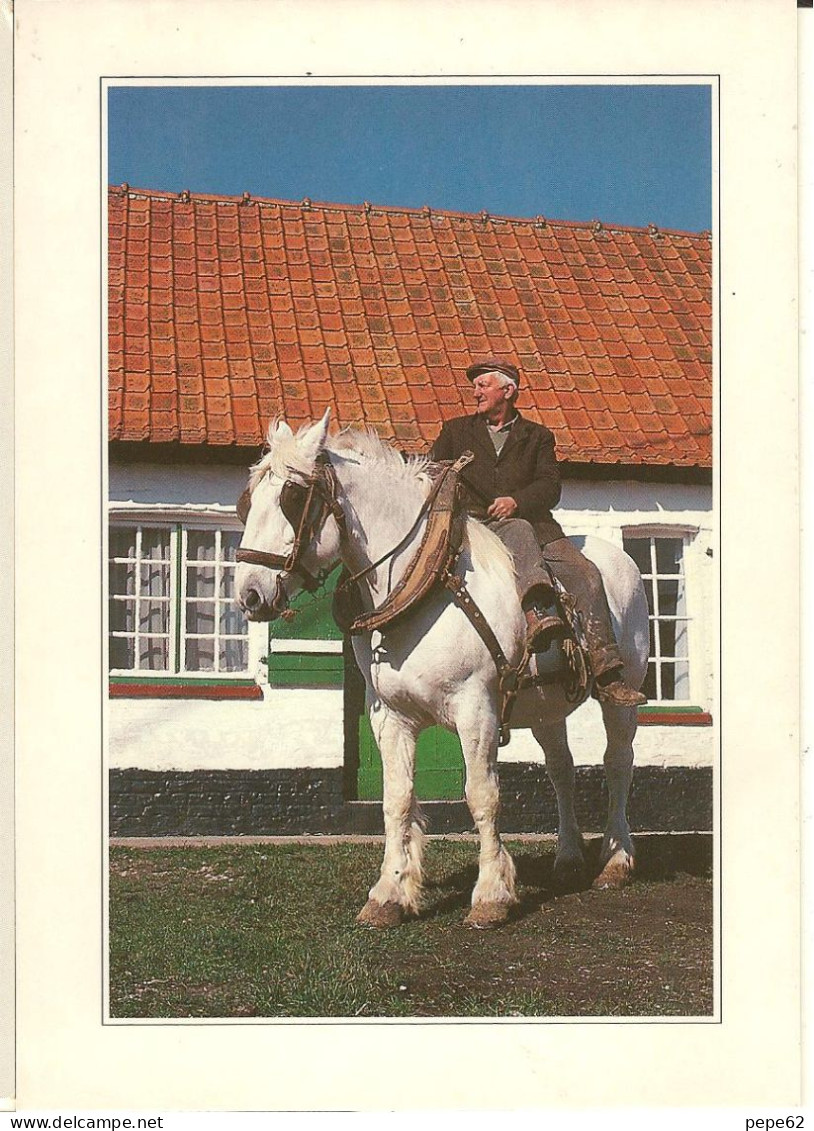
xmin=465 ymin=359 xmax=520 ymax=387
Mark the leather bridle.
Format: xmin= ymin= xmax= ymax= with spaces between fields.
xmin=235 ymin=453 xmax=346 ymax=592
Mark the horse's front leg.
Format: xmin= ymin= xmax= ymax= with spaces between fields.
xmin=456 ymin=699 xmax=518 ymax=929
xmin=356 ymin=703 xmax=425 ymax=928
xmin=529 ymin=717 xmax=587 ymax=890
xmin=594 ymin=701 xmax=637 ymax=889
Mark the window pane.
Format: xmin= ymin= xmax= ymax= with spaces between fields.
xmin=142 ymin=528 xmax=171 ymax=561
xmin=621 ymin=532 xmax=693 ymax=702
xmin=186 ymin=600 xmax=215 ymax=634
xmin=108 ymin=522 xmax=251 ymax=677
xmin=185 ymin=638 xmax=215 ymax=671
xmin=642 ymin=577 xmax=655 ymax=615
xmin=219 ymin=564 xmax=237 ymax=600
xmin=109 ymin=597 xmax=135 ymax=633
xmin=660 ymin=662 xmax=675 ymax=699
xmin=110 ymin=635 xmax=135 ymax=669
xmin=187 ymin=531 xmax=216 ymax=561
xmin=110 ymin=527 xmax=137 ymax=559
xmin=642 ymin=663 xmax=657 ymax=700
xmin=187 ymin=565 xmax=216 ymax=598
xmin=140 ymin=561 xmax=170 ymax=598
xmin=673 ymin=660 xmax=690 ymax=699
xmin=139 ymin=635 xmax=169 ymax=670
xmin=673 ymin=620 xmax=689 ymax=660
xmin=220 ymin=639 xmax=248 ymax=672
xmin=658 ymin=579 xmax=677 ymax=618
xmin=109 ymin=560 xmax=135 ymax=597
xmin=657 ymin=577 xmax=689 ymax=619
xmin=139 ymin=599 xmax=169 ymax=635
xmin=622 ymin=537 xmax=651 ymax=575
xmin=655 ymin=537 xmax=684 ymax=575
xmin=658 ymin=618 xmax=673 ymax=656
xmin=221 ymin=531 xmax=242 ymax=562
xmin=219 ymin=602 xmax=244 ymax=635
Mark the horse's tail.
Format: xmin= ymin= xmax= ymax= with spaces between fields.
xmin=609 ymin=544 xmax=650 ymax=690
xmin=581 ymin=536 xmax=650 ymax=691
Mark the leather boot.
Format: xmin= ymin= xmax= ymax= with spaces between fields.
xmin=593 ymin=668 xmax=647 ymax=707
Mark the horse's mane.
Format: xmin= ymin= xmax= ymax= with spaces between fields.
xmin=248 ymin=418 xmax=514 ymax=581
xmin=248 ymin=420 xmax=321 ymax=487
xmin=328 ymin=427 xmax=432 ymax=485
xmin=327 ymin=428 xmax=514 ymax=578
xmin=465 ymin=521 xmax=516 ymax=582
xmin=250 ymin=421 xmax=431 ymax=491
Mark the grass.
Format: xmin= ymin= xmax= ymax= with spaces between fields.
xmin=109 ymin=839 xmax=714 ymax=1019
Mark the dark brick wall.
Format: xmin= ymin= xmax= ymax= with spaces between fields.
xmin=109 ymin=765 xmax=713 ymax=837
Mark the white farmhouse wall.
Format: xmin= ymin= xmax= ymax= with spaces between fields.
xmin=107 ymin=689 xmax=344 ymax=772
xmin=107 ymin=689 xmax=713 ymax=772
xmin=109 ymin=461 xmax=248 ymax=508
xmin=108 ymin=464 xmax=715 ymax=774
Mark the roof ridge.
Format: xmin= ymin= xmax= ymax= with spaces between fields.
xmin=108 ymin=183 xmax=712 ymax=241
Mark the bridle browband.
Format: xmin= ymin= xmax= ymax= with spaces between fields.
xmin=235 ymin=452 xmax=346 ymax=592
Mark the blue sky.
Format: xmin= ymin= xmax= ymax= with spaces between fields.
xmin=108 ymin=84 xmax=712 ymax=232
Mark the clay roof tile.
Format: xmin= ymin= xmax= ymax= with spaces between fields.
xmin=108 ymin=187 xmax=711 ymax=468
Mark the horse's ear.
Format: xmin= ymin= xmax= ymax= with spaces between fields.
xmin=299 ymin=408 xmax=332 ymax=463
xmin=268 ymin=419 xmax=293 ymax=444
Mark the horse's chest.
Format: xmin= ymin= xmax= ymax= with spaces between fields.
xmin=368 ymin=639 xmax=457 ymax=718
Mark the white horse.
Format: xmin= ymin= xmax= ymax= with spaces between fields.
xmin=236 ymin=410 xmax=649 ymax=929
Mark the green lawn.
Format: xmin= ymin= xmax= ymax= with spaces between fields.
xmin=109 ymin=840 xmax=714 ymax=1019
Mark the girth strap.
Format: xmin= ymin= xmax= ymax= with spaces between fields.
xmin=441 ymin=565 xmax=529 ymax=747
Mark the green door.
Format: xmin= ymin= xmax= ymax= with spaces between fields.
xmin=262 ymin=571 xmax=465 ymax=801
xmin=357 ymin=717 xmax=465 ymax=801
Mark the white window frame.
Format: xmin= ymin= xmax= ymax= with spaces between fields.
xmin=622 ymin=525 xmax=697 ymax=705
xmin=108 ymin=507 xmax=257 ymax=680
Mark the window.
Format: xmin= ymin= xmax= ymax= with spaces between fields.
xmin=108 ymin=522 xmax=248 ymax=675
xmin=622 ymin=532 xmax=690 ymax=702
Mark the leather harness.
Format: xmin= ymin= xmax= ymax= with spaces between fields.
xmin=235 ymin=450 xmax=576 ymax=745
xmin=235 ymin=453 xmax=346 ymax=592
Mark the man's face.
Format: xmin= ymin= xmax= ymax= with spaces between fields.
xmin=472 ymin=371 xmax=514 ymax=418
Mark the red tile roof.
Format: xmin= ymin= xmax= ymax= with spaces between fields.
xmin=108 ymin=186 xmax=712 ymax=467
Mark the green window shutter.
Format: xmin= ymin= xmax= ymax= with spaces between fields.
xmin=269 ymin=566 xmax=344 ymax=641
xmin=265 ymin=653 xmax=344 ymax=688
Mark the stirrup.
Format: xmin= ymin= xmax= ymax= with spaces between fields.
xmin=525 ymin=613 xmax=568 ymax=652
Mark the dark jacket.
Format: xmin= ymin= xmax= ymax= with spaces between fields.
xmin=430 ymin=412 xmax=565 ymax=545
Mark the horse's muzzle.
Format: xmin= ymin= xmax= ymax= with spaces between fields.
xmin=237 ymin=576 xmax=289 ymax=622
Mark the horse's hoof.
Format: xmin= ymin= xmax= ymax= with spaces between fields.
xmin=464 ymin=901 xmax=513 ymax=930
xmin=592 ymin=850 xmax=634 ymax=890
xmin=356 ymin=899 xmax=405 ymax=928
xmin=552 ymin=854 xmax=587 ymax=893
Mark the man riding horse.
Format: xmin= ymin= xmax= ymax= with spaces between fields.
xmin=430 ymin=358 xmax=646 ymax=708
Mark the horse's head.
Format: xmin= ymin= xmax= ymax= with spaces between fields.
xmin=235 ymin=410 xmax=344 ymax=621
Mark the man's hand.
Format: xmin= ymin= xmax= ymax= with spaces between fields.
xmin=487 ymin=496 xmax=518 ymax=520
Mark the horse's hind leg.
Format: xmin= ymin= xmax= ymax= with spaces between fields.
xmin=457 ymin=706 xmax=518 ymax=929
xmin=530 ymin=718 xmax=587 ymax=890
xmin=594 ymin=702 xmax=637 ymax=889
xmin=356 ymin=704 xmax=426 ymax=928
